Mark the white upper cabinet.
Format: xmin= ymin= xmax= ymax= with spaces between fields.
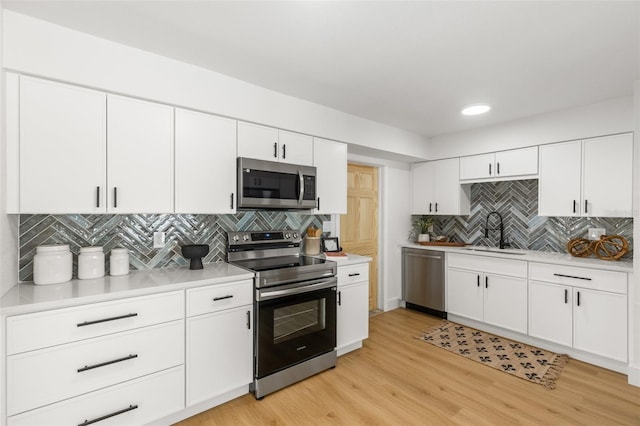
xmin=538 ymin=133 xmax=632 ymax=217
xmin=107 ymin=95 xmax=174 ymax=213
xmin=459 ymin=147 xmax=538 ymax=182
xmin=237 ymin=121 xmax=313 ymax=165
xmin=19 ymin=76 xmax=106 ymax=213
xmin=411 ymin=158 xmax=470 ymax=216
xmin=175 ymin=109 xmax=237 ymax=214
xmin=314 ymin=137 xmax=347 ymax=214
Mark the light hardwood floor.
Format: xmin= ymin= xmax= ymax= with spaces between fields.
xmin=177 ymin=308 xmax=640 ymax=425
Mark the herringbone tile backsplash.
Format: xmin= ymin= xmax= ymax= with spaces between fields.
xmin=428 ymin=179 xmax=633 ymax=256
xmin=19 ymin=212 xmax=328 ymax=282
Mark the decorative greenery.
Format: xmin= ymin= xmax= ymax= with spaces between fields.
xmin=409 ymin=215 xmax=434 ymax=240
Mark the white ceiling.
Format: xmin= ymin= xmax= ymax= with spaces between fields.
xmin=3 ymin=1 xmax=639 ymax=138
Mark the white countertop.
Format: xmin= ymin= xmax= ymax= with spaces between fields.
xmin=0 ymin=262 xmax=254 ymax=316
xmin=401 ymin=243 xmax=633 ymax=273
xmin=314 ymin=253 xmax=372 ymax=266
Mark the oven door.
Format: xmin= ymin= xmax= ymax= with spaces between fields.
xmin=255 ymin=277 xmax=337 ymax=379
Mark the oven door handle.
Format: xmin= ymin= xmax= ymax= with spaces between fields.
xmin=297 ymin=169 xmax=304 ymax=205
xmin=258 ymin=277 xmax=337 ymax=301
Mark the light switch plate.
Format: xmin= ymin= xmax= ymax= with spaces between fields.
xmin=588 ymin=228 xmax=606 ymax=240
xmin=153 ymin=231 xmax=166 ymax=248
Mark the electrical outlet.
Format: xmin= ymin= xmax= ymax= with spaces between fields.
xmin=588 ymin=228 xmax=606 ymax=240
xmin=153 ymin=231 xmax=166 ymax=248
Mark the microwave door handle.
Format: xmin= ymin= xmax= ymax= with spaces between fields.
xmin=298 ymin=169 xmax=304 ymax=205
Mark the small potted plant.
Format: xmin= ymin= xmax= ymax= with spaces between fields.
xmin=411 ymin=215 xmax=434 ymax=243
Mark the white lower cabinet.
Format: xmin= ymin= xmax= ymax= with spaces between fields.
xmin=185 ymin=280 xmax=253 ymax=406
xmin=529 ymin=262 xmax=628 ymax=362
xmin=447 ymin=253 xmax=527 ymax=334
xmin=8 ymin=366 xmax=184 ymax=426
xmin=337 ymin=262 xmax=370 ymax=355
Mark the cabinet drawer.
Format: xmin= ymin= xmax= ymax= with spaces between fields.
xmin=447 ymin=253 xmax=527 ymax=278
xmin=528 ymin=262 xmax=627 ymax=294
xmin=338 ymin=263 xmax=369 ymax=286
xmin=8 ymin=366 xmax=184 ymax=426
xmin=7 ymin=320 xmax=184 ymax=416
xmin=186 ymin=279 xmax=253 ymax=317
xmin=7 ymin=291 xmax=184 ymax=355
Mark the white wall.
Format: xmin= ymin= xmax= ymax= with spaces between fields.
xmin=429 ymin=96 xmax=634 ymax=159
xmin=347 ymin=153 xmax=411 ymax=312
xmin=2 ymin=10 xmax=429 ymax=161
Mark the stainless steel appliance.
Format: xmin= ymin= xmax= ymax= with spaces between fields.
xmin=401 ymin=247 xmax=446 ymax=318
xmin=227 ymin=230 xmax=337 ymax=399
xmin=237 ymin=157 xmax=317 ymax=210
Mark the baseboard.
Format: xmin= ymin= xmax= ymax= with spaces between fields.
xmin=627 ymin=364 xmax=640 ymax=387
xmin=337 ymin=340 xmax=362 ymax=356
xmin=384 ymin=297 xmax=402 ymax=311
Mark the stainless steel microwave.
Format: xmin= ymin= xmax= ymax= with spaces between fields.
xmin=237 ymin=157 xmax=317 ymax=210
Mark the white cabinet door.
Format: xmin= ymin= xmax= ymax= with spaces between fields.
xmin=314 ymin=138 xmax=347 ymax=214
xmin=237 ymin=121 xmax=280 ymax=162
xmin=186 ymin=306 xmax=252 ymax=406
xmin=538 ymin=141 xmax=582 ymax=217
xmin=482 ymin=273 xmax=527 ymax=334
xmin=279 ymin=130 xmax=313 ymax=166
xmin=410 ymin=162 xmax=435 ymax=214
xmin=582 ymin=133 xmax=633 ymax=217
xmin=494 ymin=146 xmax=538 ymax=178
xmin=433 ymin=158 xmax=469 ymax=215
xmin=337 ymin=282 xmax=369 ymax=351
xmin=528 ymin=281 xmax=572 ymax=347
xmin=573 ymin=288 xmax=627 ymax=362
xmin=459 ymin=153 xmax=495 ymax=180
xmin=175 ymin=109 xmax=237 ymax=214
xmin=107 ymin=95 xmax=174 ymax=213
xmin=19 ymin=77 xmax=106 ymax=213
xmin=446 ymin=268 xmax=483 ymax=321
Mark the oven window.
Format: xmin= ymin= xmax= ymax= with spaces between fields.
xmin=273 ymin=299 xmax=325 ymax=344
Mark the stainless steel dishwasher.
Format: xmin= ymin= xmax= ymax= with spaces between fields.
xmin=401 ymin=247 xmax=446 ymax=318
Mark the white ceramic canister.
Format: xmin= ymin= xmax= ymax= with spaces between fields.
xmin=33 ymin=244 xmax=73 ymax=285
xmin=109 ymin=248 xmax=130 ymax=276
xmin=78 ymin=246 xmax=105 ymax=279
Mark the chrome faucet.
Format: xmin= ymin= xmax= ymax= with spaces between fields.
xmin=484 ymin=211 xmax=510 ymax=249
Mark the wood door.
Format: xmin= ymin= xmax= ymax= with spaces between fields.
xmin=340 ymin=164 xmax=378 ymax=311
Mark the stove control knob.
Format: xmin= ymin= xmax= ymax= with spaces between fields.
xmin=292 ymin=232 xmax=299 ymax=239
xmin=242 ymin=235 xmax=250 ymax=241
xmin=285 ymin=233 xmax=291 ymax=239
xmin=232 ymin=235 xmax=239 ymax=242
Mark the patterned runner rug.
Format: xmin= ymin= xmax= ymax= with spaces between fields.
xmin=417 ymin=321 xmax=568 ymax=389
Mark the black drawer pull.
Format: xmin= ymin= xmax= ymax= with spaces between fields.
xmin=246 ymin=310 xmax=251 ymax=330
xmin=96 ymin=186 xmax=100 ymax=208
xmin=477 ymin=275 xmax=480 ymax=287
xmin=213 ymin=295 xmax=234 ymax=301
xmin=77 ymin=354 xmax=138 ymax=373
xmin=230 ymin=193 xmax=234 ymax=209
xmin=553 ymin=273 xmax=591 ymax=281
xmin=348 ymin=273 xmax=360 ymax=277
xmin=338 ymin=290 xmax=342 ymax=306
xmin=77 ymin=313 xmax=138 ymax=327
xmin=564 ymin=289 xmax=568 ymax=304
xmin=78 ymin=404 xmax=138 ymax=426
xmin=577 ymin=291 xmax=581 ymax=307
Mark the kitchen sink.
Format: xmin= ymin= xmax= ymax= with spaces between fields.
xmin=461 ymin=247 xmax=527 ymax=256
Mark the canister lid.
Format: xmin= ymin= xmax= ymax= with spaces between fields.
xmin=111 ymin=248 xmax=129 ymax=255
xmin=80 ymin=246 xmax=104 ymax=253
xmin=36 ymin=244 xmax=70 ymax=253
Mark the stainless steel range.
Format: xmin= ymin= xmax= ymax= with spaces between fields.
xmin=227 ymin=229 xmax=337 ymax=399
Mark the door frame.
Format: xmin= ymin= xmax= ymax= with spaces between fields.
xmin=335 ymin=160 xmax=384 ymax=311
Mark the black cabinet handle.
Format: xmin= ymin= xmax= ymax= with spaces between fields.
xmin=317 ymin=197 xmax=320 ymax=210
xmin=96 ymin=186 xmax=100 ymax=208
xmin=477 ymin=275 xmax=480 ymax=287
xmin=489 ymin=163 xmax=492 ymax=176
xmin=273 ymin=142 xmax=278 ymax=158
xmin=230 ymin=193 xmax=234 ymax=209
xmin=348 ymin=273 xmax=360 ymax=277
xmin=584 ymin=200 xmax=588 ymax=214
xmin=78 ymin=404 xmax=138 ymax=426
xmin=77 ymin=354 xmax=138 ymax=373
xmin=77 ymin=313 xmax=138 ymax=327
xmin=429 ymin=203 xmax=432 ymax=213
xmin=246 ymin=310 xmax=251 ymax=330
xmin=553 ymin=273 xmax=591 ymax=281
xmin=435 ymin=202 xmax=438 ymax=212
xmin=213 ymin=295 xmax=234 ymax=301
xmin=113 ymin=187 xmax=118 ymax=208
xmin=577 ymin=291 xmax=581 ymax=307
xmin=573 ymin=200 xmax=576 ymax=214
xmin=496 ymin=162 xmax=500 ymax=175
xmin=282 ymin=144 xmax=286 ymax=159
xmin=338 ymin=290 xmax=342 ymax=306
xmin=564 ymin=289 xmax=568 ymax=304
xmin=485 ymin=276 xmax=488 ymax=289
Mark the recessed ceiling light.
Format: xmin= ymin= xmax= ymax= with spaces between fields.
xmin=461 ymin=104 xmax=491 ymax=116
